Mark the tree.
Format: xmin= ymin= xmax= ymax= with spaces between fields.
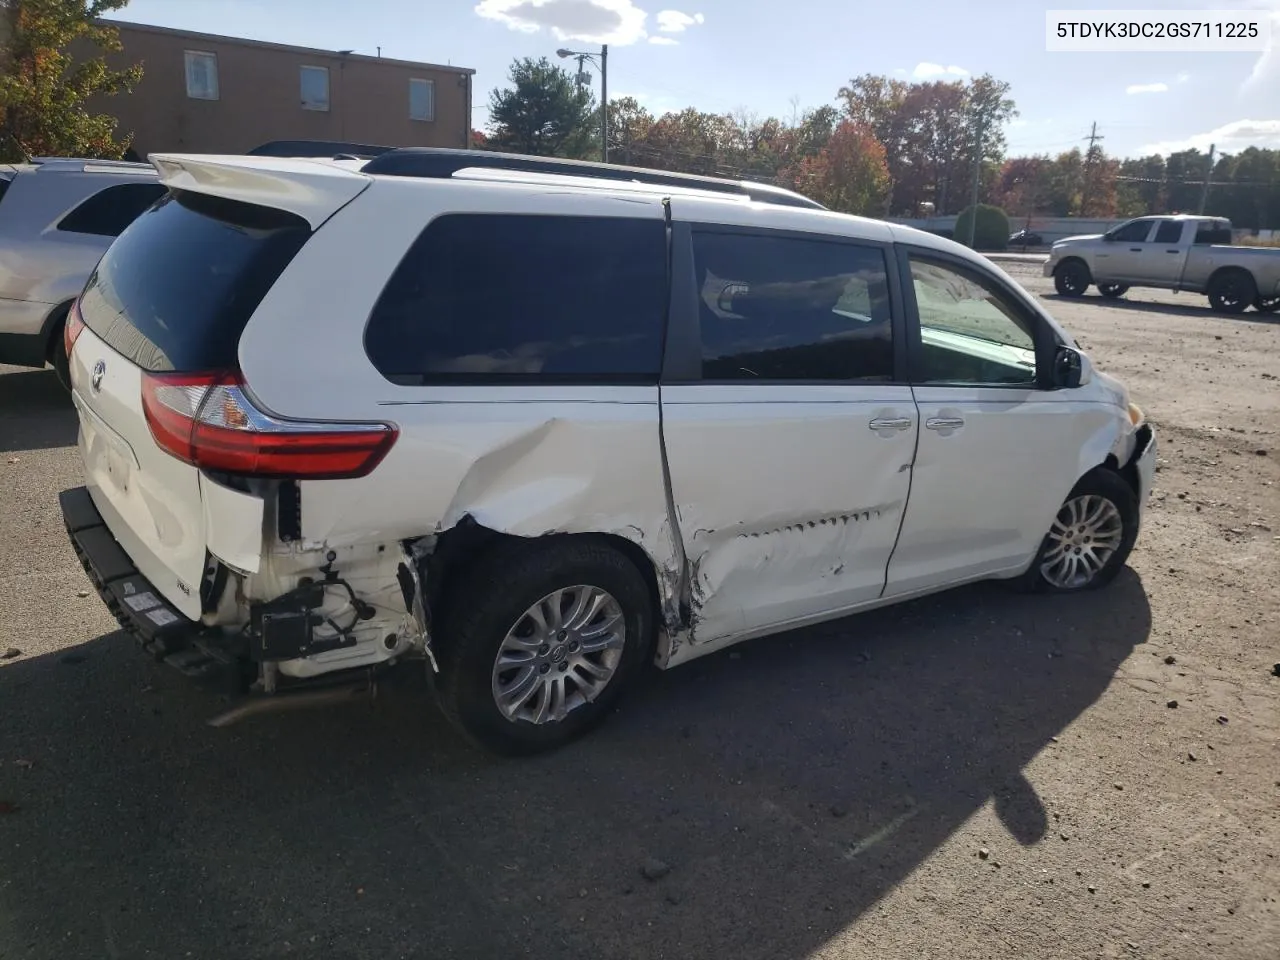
xmin=783 ymin=119 xmax=890 ymax=215
xmin=606 ymin=96 xmax=654 ymax=165
xmin=955 ymin=204 xmax=1010 ymax=250
xmin=487 ymin=57 xmax=597 ymax=158
xmin=0 ymin=0 xmax=142 ymax=161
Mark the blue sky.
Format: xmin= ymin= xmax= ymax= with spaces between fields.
xmin=108 ymin=0 xmax=1279 ymax=158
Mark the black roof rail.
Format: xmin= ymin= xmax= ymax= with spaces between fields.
xmin=247 ymin=139 xmax=395 ymax=159
xmin=359 ymin=147 xmax=826 ymax=210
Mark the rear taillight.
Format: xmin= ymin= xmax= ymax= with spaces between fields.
xmin=141 ymin=371 xmax=397 ymax=480
xmin=63 ymin=300 xmax=86 ymax=357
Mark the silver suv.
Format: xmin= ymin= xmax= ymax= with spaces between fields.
xmin=0 ymin=158 xmax=165 ymax=382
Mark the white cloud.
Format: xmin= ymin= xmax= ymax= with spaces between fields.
xmin=1240 ymin=1 xmax=1280 ymax=91
xmin=1126 ymin=82 xmax=1169 ymax=94
xmin=648 ymin=35 xmax=679 ymax=44
xmin=911 ymin=62 xmax=969 ymax=80
xmin=655 ymin=9 xmax=704 ymax=31
xmin=475 ymin=0 xmax=649 ymax=45
xmin=1176 ymin=71 xmax=1191 ymax=83
xmin=1140 ymin=119 xmax=1280 ymax=155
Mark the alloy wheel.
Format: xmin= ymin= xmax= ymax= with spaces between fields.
xmin=1040 ymin=494 xmax=1125 ymax=589
xmin=491 ymin=585 xmax=626 ymax=724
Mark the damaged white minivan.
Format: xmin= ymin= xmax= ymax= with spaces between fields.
xmin=60 ymin=148 xmax=1156 ymax=754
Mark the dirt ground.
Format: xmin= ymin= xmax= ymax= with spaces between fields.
xmin=0 ymin=264 xmax=1277 ymax=960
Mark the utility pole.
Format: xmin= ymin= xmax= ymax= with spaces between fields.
xmin=1080 ymin=121 xmax=1104 ymax=215
xmin=1197 ymin=142 xmax=1216 ymax=215
xmin=600 ymin=44 xmax=608 ymax=163
xmin=966 ymin=112 xmax=986 ymax=248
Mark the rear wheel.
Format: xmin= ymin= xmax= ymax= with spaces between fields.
xmin=1254 ymin=296 xmax=1280 ymax=314
xmin=1097 ymin=283 xmax=1129 ymax=299
xmin=1207 ymin=269 xmax=1256 ymax=315
xmin=1012 ymin=469 xmax=1139 ymax=594
xmin=1053 ymin=260 xmax=1090 ymax=297
xmin=435 ymin=537 xmax=654 ymax=755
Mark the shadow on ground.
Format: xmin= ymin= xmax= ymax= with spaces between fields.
xmin=1041 ymin=293 xmax=1279 ymax=324
xmin=0 ymin=368 xmax=75 ymax=453
xmin=0 ymin=572 xmax=1151 ymax=960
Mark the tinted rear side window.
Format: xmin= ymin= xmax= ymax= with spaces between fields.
xmin=78 ymin=190 xmax=310 ymax=372
xmin=0 ymin=177 xmax=11 ymax=210
xmin=57 ymin=182 xmax=168 ymax=237
xmin=691 ymin=231 xmax=894 ymax=381
xmin=364 ymin=214 xmax=667 ymax=384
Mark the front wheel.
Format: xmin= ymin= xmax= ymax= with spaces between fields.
xmin=435 ymin=537 xmax=654 ymax=755
xmin=1207 ymin=269 xmax=1257 ymax=315
xmin=1053 ymin=260 xmax=1091 ymax=297
xmin=1012 ymin=469 xmax=1139 ymax=593
xmin=1097 ymin=283 xmax=1129 ymax=299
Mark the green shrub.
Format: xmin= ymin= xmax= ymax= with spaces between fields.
xmin=954 ymin=204 xmax=1010 ymax=251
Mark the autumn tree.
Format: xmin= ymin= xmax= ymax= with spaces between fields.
xmin=488 ymin=57 xmax=597 ymax=158
xmin=0 ymin=0 xmax=142 ymax=161
xmin=783 ymin=119 xmax=890 ymax=215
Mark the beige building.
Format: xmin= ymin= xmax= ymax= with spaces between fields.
xmin=88 ymin=21 xmax=474 ymax=157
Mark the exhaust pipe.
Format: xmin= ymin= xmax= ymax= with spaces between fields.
xmin=206 ymin=679 xmax=373 ymax=728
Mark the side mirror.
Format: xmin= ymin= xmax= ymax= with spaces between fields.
xmin=1054 ymin=345 xmax=1086 ymax=388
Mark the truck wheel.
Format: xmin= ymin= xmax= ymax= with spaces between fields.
xmin=1053 ymin=260 xmax=1090 ymax=297
xmin=1207 ymin=269 xmax=1256 ymax=315
xmin=1097 ymin=283 xmax=1129 ymax=299
xmin=1254 ymin=296 xmax=1280 ymax=314
xmin=434 ymin=536 xmax=655 ymax=756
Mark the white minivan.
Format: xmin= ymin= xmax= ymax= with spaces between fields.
xmin=60 ymin=149 xmax=1156 ymax=754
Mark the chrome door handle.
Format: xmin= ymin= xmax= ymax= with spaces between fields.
xmin=868 ymin=417 xmax=913 ymax=432
xmin=926 ymin=417 xmax=965 ymax=430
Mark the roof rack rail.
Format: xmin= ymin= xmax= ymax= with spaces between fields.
xmin=359 ymin=147 xmax=826 ymax=210
xmin=247 ymin=139 xmax=395 ymax=160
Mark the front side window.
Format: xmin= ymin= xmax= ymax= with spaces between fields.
xmin=1110 ymin=219 xmax=1154 ymax=243
xmin=409 ymin=78 xmax=435 ymax=121
xmin=909 ymin=257 xmax=1038 ymax=386
xmin=57 ymin=182 xmax=168 ymax=238
xmin=690 ymin=231 xmax=894 ymax=382
xmin=1154 ymin=220 xmax=1183 ymax=244
xmin=184 ymin=50 xmax=218 ymax=100
xmin=364 ymin=214 xmax=667 ymax=384
xmin=300 ymin=66 xmax=330 ymax=111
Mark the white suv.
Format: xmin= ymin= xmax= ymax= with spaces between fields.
xmin=59 ymin=149 xmax=1157 ymax=754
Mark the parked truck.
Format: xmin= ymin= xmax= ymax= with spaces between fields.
xmin=1046 ymin=215 xmax=1280 ymax=314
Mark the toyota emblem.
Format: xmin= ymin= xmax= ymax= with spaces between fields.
xmin=91 ymin=359 xmax=105 ymax=393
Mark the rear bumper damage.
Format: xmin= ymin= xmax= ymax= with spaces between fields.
xmin=59 ymin=485 xmax=412 ymax=720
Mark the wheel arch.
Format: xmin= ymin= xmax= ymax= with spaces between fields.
xmin=421 ymin=518 xmax=667 ymax=661
xmin=38 ymin=298 xmax=75 ymax=361
xmin=1206 ymin=264 xmax=1257 ymax=292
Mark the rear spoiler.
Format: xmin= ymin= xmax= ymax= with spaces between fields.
xmin=149 ymin=153 xmax=372 ymax=229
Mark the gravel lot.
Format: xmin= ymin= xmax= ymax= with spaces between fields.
xmin=1 ymin=266 xmax=1277 ymax=960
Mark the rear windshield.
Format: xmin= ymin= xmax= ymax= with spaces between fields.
xmin=77 ymin=190 xmax=310 ymax=372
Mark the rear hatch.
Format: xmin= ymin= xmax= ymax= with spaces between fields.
xmin=71 ymin=191 xmax=310 ymax=616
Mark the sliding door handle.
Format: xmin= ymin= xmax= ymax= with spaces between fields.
xmin=868 ymin=417 xmax=913 ymax=432
xmin=925 ymin=417 xmax=965 ymax=430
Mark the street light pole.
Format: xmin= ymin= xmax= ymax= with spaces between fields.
xmin=600 ymin=44 xmax=608 ymax=163
xmin=557 ymin=45 xmax=609 ymax=163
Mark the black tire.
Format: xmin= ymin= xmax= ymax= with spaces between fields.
xmin=1011 ymin=468 xmax=1139 ymax=594
xmin=434 ymin=537 xmax=654 ymax=756
xmin=46 ymin=310 xmax=71 ymax=391
xmin=1097 ymin=283 xmax=1129 ymax=299
xmin=1254 ymin=296 xmax=1280 ymax=314
xmin=1053 ymin=260 xmax=1090 ymax=297
xmin=1207 ymin=269 xmax=1257 ymax=315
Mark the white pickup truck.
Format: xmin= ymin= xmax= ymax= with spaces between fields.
xmin=1045 ymin=215 xmax=1280 ymax=314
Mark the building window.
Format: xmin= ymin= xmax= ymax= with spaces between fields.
xmin=300 ymin=65 xmax=330 ymax=111
xmin=184 ymin=50 xmax=218 ymax=100
xmin=409 ymin=78 xmax=435 ymax=121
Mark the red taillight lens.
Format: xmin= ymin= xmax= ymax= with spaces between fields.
xmin=63 ymin=301 xmax=86 ymax=357
xmin=141 ymin=371 xmax=397 ymax=480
